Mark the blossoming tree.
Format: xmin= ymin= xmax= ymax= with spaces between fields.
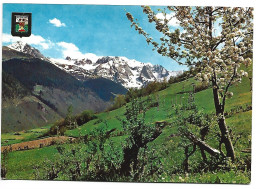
xmin=126 ymin=6 xmax=253 ymax=161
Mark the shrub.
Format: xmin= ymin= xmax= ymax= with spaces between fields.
xmin=194 ymin=83 xmax=209 ymax=93
xmin=34 ymin=123 xmax=121 ymax=181
xmin=47 ymin=108 xmax=96 ymax=136
xmin=107 ymin=94 xmax=126 ymax=111
xmin=75 ymin=110 xmax=96 ymax=126
xmin=120 ymin=98 xmax=163 ymax=178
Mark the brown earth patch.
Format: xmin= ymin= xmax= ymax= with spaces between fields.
xmin=1 ymin=136 xmax=75 ymax=152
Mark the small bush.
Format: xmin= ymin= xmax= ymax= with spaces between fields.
xmin=194 ymin=83 xmax=209 ymax=93
xmin=47 ymin=108 xmax=96 ymax=136
xmin=75 ymin=110 xmax=96 ymax=126
xmin=107 ymin=94 xmax=126 ymax=111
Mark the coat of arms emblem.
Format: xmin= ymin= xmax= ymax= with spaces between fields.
xmin=16 ymin=15 xmax=28 ymax=32
xmin=11 ymin=12 xmax=31 ymax=37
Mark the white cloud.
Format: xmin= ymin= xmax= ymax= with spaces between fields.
xmin=84 ymin=53 xmax=100 ymax=63
xmin=2 ymin=33 xmax=13 ymax=43
xmin=2 ymin=33 xmax=98 ymax=60
xmin=57 ymin=42 xmax=79 ymax=51
xmin=156 ymin=12 xmax=180 ymax=27
xmin=57 ymin=42 xmax=100 ymax=61
xmin=57 ymin=41 xmax=84 ymax=58
xmin=49 ymin=18 xmax=66 ymax=27
xmin=2 ymin=33 xmax=53 ymax=49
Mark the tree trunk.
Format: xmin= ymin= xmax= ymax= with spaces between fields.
xmin=212 ymin=86 xmax=235 ymax=161
xmin=218 ymin=116 xmax=235 ymax=161
xmin=120 ymin=145 xmax=139 ymax=176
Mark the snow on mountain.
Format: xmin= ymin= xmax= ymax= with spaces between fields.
xmin=84 ymin=53 xmax=101 ymax=63
xmin=8 ymin=41 xmax=46 ymax=60
xmin=50 ymin=55 xmax=183 ymax=89
xmin=7 ymin=41 xmax=183 ymax=89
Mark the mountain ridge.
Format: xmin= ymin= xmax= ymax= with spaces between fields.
xmin=50 ymin=55 xmax=183 ymax=88
xmin=6 ymin=41 xmax=183 ymax=89
xmin=8 ymin=41 xmax=46 ymax=60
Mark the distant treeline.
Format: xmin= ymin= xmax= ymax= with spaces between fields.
xmin=45 ymin=108 xmax=97 ymax=136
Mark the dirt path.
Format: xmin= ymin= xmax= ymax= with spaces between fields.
xmin=1 ymin=136 xmax=75 ymax=152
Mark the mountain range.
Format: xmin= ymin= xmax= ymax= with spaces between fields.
xmin=8 ymin=41 xmax=183 ymax=89
xmin=2 ymin=41 xmax=182 ymax=132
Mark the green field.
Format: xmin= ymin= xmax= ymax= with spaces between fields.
xmin=1 ymin=125 xmax=52 ymax=146
xmin=1 ymin=70 xmax=252 ymax=183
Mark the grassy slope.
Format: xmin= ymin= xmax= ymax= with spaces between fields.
xmin=4 ymin=146 xmax=58 ymax=180
xmin=3 ymin=70 xmax=252 ymax=183
xmin=65 ymin=72 xmax=251 ymax=137
xmin=1 ymin=125 xmax=52 ymax=146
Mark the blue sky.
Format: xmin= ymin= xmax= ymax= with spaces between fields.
xmin=2 ymin=4 xmax=187 ymax=71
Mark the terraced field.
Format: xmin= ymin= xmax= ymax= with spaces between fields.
xmin=1 ymin=136 xmax=75 ymax=152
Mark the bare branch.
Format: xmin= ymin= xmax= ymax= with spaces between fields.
xmin=184 ymin=131 xmax=220 ymax=157
xmin=222 ymin=65 xmax=237 ymax=111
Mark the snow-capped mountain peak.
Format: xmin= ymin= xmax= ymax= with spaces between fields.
xmin=6 ymin=41 xmax=183 ymax=88
xmin=8 ymin=41 xmax=46 ymax=60
xmin=50 ymin=55 xmax=183 ymax=88
xmin=8 ymin=41 xmax=27 ymax=51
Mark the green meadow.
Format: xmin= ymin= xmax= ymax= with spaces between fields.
xmin=1 ymin=68 xmax=252 ymax=183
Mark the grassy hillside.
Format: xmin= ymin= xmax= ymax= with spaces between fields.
xmin=65 ymin=72 xmax=251 ymax=137
xmin=1 ymin=67 xmax=252 ymax=183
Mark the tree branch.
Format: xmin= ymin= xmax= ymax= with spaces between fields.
xmin=183 ymin=131 xmax=220 ymax=157
xmin=222 ymin=65 xmax=237 ymax=111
